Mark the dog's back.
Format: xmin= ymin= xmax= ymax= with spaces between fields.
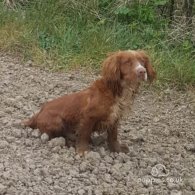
xmin=23 ymin=92 xmax=87 ymax=137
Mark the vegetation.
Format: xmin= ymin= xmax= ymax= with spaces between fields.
xmin=0 ymin=0 xmax=195 ymax=88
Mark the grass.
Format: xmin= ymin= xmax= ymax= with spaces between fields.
xmin=0 ymin=0 xmax=194 ymax=88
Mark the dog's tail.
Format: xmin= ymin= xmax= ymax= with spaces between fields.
xmin=22 ymin=113 xmax=38 ymax=129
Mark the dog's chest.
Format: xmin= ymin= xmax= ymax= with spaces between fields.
xmin=96 ymin=88 xmax=134 ymax=132
xmin=96 ymin=98 xmax=124 ymax=132
xmin=106 ymin=101 xmax=123 ymax=124
xmin=95 ymin=103 xmax=121 ymax=132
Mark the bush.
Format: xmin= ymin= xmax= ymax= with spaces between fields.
xmin=0 ymin=0 xmax=194 ymax=88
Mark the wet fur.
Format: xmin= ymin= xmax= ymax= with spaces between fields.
xmin=23 ymin=50 xmax=156 ymax=155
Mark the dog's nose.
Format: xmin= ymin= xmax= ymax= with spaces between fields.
xmin=136 ymin=66 xmax=147 ymax=81
xmin=137 ymin=69 xmax=146 ymax=75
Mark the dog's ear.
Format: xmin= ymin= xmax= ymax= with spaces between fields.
xmin=138 ymin=50 xmax=156 ymax=82
xmin=102 ymin=53 xmax=122 ymax=95
xmin=102 ymin=53 xmax=120 ymax=82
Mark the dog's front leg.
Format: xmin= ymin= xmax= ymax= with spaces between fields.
xmin=76 ymin=118 xmax=94 ymax=156
xmin=107 ymin=125 xmax=129 ymax=153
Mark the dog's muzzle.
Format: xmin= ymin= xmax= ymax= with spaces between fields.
xmin=136 ymin=64 xmax=147 ymax=81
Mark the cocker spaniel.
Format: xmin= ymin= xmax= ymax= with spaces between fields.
xmin=23 ymin=50 xmax=156 ymax=155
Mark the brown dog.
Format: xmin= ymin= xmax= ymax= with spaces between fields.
xmin=23 ymin=50 xmax=156 ymax=155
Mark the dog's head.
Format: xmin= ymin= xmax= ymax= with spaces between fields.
xmin=102 ymin=50 xmax=156 ymax=95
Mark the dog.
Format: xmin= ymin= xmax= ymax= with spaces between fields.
xmin=23 ymin=50 xmax=156 ymax=155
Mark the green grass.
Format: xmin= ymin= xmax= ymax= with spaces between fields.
xmin=0 ymin=0 xmax=194 ymax=88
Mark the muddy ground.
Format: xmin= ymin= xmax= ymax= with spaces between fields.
xmin=0 ymin=53 xmax=195 ymax=195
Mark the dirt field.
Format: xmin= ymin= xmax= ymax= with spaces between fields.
xmin=0 ymin=53 xmax=194 ymax=195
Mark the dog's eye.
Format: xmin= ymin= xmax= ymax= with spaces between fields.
xmin=141 ymin=62 xmax=145 ymax=68
xmin=139 ymin=59 xmax=145 ymax=67
xmin=123 ymin=60 xmax=131 ymax=65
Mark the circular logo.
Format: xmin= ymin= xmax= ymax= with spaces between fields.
xmin=151 ymin=164 xmax=169 ymax=177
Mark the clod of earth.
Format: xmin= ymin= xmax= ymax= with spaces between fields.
xmin=0 ymin=54 xmax=194 ymax=194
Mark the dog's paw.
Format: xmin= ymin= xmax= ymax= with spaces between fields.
xmin=76 ymin=146 xmax=89 ymax=157
xmin=109 ymin=142 xmax=129 ymax=153
xmin=120 ymin=143 xmax=129 ymax=153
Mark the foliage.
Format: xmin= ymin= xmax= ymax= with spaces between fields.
xmin=0 ymin=0 xmax=194 ymax=88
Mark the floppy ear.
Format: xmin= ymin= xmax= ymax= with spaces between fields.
xmin=102 ymin=53 xmax=120 ymax=82
xmin=138 ymin=50 xmax=157 ymax=82
xmin=102 ymin=53 xmax=122 ymax=95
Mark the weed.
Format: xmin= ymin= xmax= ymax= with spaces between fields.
xmin=0 ymin=0 xmax=194 ymax=88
